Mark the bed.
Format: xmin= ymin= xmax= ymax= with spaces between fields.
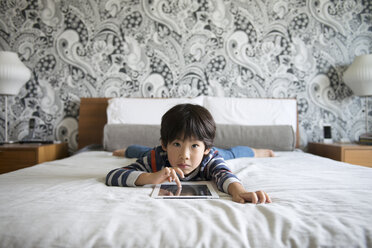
xmin=0 ymin=97 xmax=371 ymax=248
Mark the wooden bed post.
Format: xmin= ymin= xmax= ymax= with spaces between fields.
xmin=78 ymin=98 xmax=110 ymax=149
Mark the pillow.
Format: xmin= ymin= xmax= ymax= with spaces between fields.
xmin=103 ymin=124 xmax=295 ymax=152
xmin=107 ymin=96 xmax=204 ymax=125
xmin=214 ymin=125 xmax=295 ymax=151
xmin=103 ymin=124 xmax=161 ymax=152
xmin=204 ymin=97 xmax=297 ymax=133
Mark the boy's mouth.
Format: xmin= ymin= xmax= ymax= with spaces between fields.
xmin=177 ymin=163 xmax=190 ymax=169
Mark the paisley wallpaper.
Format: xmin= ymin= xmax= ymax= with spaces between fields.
xmin=0 ymin=0 xmax=371 ymax=152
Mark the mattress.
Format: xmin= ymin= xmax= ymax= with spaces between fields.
xmin=0 ymin=150 xmax=371 ymax=247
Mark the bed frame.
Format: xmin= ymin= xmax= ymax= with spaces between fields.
xmin=78 ymin=98 xmax=109 ymax=149
xmin=78 ymin=98 xmax=300 ymax=149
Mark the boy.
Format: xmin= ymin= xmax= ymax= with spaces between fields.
xmin=106 ymin=104 xmax=271 ymax=204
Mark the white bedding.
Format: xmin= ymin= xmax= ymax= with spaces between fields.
xmin=0 ymin=151 xmax=371 ymax=248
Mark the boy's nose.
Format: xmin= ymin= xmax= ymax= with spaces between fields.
xmin=180 ymin=148 xmax=190 ymax=160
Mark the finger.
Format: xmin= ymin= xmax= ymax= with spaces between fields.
xmin=250 ymin=192 xmax=258 ymax=204
xmin=232 ymin=195 xmax=244 ymax=204
xmin=166 ymin=167 xmax=172 ymax=175
xmin=255 ymin=191 xmax=266 ymax=204
xmin=171 ymin=169 xmax=182 ymax=188
xmin=164 ymin=168 xmax=173 ymax=182
xmin=165 ymin=167 xmax=173 ymax=178
xmin=174 ymin=167 xmax=185 ymax=178
xmin=176 ymin=186 xmax=182 ymax=196
xmin=265 ymin=192 xmax=272 ymax=203
xmin=175 ymin=177 xmax=182 ymax=188
xmin=240 ymin=192 xmax=258 ymax=204
xmin=269 ymin=150 xmax=275 ymax=157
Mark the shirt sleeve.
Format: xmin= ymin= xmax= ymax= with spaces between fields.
xmin=106 ymin=153 xmax=153 ymax=187
xmin=203 ymin=152 xmax=241 ymax=193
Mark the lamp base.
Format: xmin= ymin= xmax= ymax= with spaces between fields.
xmin=358 ymin=132 xmax=372 ymax=146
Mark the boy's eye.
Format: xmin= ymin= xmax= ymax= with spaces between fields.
xmin=192 ymin=144 xmax=199 ymax=148
xmin=173 ymin=142 xmax=181 ymax=147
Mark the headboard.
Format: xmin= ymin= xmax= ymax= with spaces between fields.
xmin=78 ymin=98 xmax=300 ymax=149
xmin=78 ymin=98 xmax=109 ymax=149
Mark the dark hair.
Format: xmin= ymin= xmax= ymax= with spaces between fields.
xmin=160 ymin=104 xmax=216 ymax=149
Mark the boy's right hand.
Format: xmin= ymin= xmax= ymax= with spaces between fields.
xmin=135 ymin=167 xmax=185 ymax=187
xmin=153 ymin=167 xmax=185 ymax=188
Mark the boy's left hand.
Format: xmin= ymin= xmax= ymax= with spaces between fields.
xmin=232 ymin=190 xmax=271 ymax=204
xmin=228 ymin=182 xmax=272 ymax=204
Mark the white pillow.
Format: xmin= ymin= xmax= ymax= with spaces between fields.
xmin=107 ymin=96 xmax=204 ymax=124
xmin=204 ymin=97 xmax=297 ymax=133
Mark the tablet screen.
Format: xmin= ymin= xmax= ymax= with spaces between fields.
xmin=151 ymin=182 xmax=219 ymax=199
xmin=159 ymin=184 xmax=211 ymax=196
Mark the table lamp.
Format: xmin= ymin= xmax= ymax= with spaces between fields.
xmin=343 ymin=54 xmax=372 ymax=144
xmin=0 ymin=51 xmax=31 ymax=143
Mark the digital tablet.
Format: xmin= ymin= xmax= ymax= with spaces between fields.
xmin=151 ymin=181 xmax=219 ymax=199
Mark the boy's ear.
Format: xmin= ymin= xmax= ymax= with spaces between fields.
xmin=161 ymin=142 xmax=167 ymax=151
xmin=204 ymin=148 xmax=211 ymax=155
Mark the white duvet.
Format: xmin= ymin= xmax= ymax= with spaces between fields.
xmin=0 ymin=151 xmax=371 ymax=248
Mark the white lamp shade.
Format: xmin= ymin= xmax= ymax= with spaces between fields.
xmin=0 ymin=51 xmax=31 ymax=96
xmin=343 ymin=54 xmax=372 ymax=96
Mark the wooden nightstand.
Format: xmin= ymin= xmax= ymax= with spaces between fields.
xmin=308 ymin=142 xmax=372 ymax=168
xmin=0 ymin=143 xmax=69 ymax=174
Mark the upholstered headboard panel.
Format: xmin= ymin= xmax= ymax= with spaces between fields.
xmin=78 ymin=98 xmax=299 ymax=149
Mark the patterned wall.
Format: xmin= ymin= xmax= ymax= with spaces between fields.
xmin=0 ymin=0 xmax=371 ymax=152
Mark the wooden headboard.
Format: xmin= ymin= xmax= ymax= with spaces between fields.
xmin=78 ymin=98 xmax=110 ymax=149
xmin=78 ymin=98 xmax=300 ymax=149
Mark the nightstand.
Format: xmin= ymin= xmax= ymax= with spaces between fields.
xmin=0 ymin=143 xmax=69 ymax=174
xmin=308 ymin=142 xmax=372 ymax=168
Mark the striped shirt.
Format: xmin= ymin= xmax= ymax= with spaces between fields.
xmin=106 ymin=146 xmax=241 ymax=193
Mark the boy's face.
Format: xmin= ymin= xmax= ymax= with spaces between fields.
xmin=162 ymin=136 xmax=210 ymax=176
